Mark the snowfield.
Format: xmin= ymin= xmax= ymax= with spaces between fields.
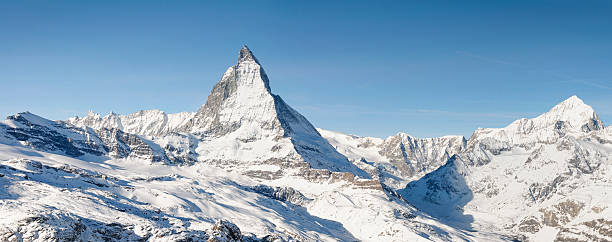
xmin=0 ymin=143 xmax=500 ymax=241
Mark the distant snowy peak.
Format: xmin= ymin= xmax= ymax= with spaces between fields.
xmin=67 ymin=111 xmax=123 ymax=131
xmin=511 ymin=95 xmax=603 ymax=132
xmin=318 ymin=128 xmax=466 ymax=189
xmin=378 ymin=132 xmax=466 ymax=176
xmin=530 ymin=95 xmax=603 ymax=132
xmin=470 ymin=95 xmax=604 ymax=146
xmin=68 ymin=110 xmax=195 ymax=137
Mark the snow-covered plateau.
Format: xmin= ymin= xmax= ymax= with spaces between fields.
xmin=1 ymin=46 xmax=610 ymax=241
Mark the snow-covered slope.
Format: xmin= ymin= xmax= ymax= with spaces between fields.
xmin=400 ymin=96 xmax=612 ymax=242
xmin=0 ymin=144 xmax=352 ymax=241
xmin=0 ymin=143 xmax=510 ymax=241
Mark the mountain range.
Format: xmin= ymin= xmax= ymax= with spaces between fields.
xmin=0 ymin=46 xmax=610 ymax=242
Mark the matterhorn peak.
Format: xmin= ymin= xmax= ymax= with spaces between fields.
xmin=175 ymin=45 xmax=368 ymax=178
xmin=237 ymin=45 xmax=260 ymax=64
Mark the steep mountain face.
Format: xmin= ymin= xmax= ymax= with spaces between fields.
xmin=1 ymin=112 xmax=106 ymax=157
xmin=180 ymin=46 xmax=274 ymax=136
xmin=378 ymin=133 xmax=466 ymax=179
xmin=400 ymin=96 xmax=612 ymax=241
xmin=179 ymin=46 xmax=367 ymax=177
xmin=319 ymin=129 xmax=466 ymax=188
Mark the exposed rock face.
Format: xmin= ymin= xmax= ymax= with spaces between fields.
xmin=0 ymin=112 xmax=171 ymax=162
xmin=250 ymin=184 xmax=312 ymax=206
xmin=156 ymin=133 xmax=200 ymax=164
xmin=0 ymin=212 xmax=280 ymax=242
xmin=1 ymin=112 xmax=106 ymax=157
xmin=540 ymin=200 xmax=585 ymax=227
xmin=207 ymin=220 xmax=243 ymax=242
xmin=318 ymin=128 xmax=466 ymax=189
xmin=95 ymin=128 xmax=168 ymax=162
xmin=518 ymin=216 xmax=542 ymax=233
xmin=555 ymin=219 xmax=612 ymax=242
xmin=0 ymin=212 xmax=143 ymax=241
xmin=377 ymin=133 xmax=466 ymax=178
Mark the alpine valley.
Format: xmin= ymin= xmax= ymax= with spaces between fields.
xmin=0 ymin=46 xmax=610 ymax=242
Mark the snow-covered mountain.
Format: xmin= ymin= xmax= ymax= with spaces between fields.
xmin=67 ymin=46 xmax=368 ymax=180
xmin=1 ymin=46 xmax=610 ymax=242
xmin=400 ymin=96 xmax=612 ymax=241
xmin=319 ymin=129 xmax=466 ymax=189
xmin=469 ymin=95 xmax=604 ymax=148
xmin=68 ymin=110 xmax=195 ymax=137
xmin=0 ymin=112 xmax=170 ymax=162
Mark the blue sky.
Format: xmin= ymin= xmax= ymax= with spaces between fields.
xmin=1 ymin=1 xmax=611 ymax=138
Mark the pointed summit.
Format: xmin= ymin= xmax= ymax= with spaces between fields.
xmin=238 ymin=45 xmax=260 ymax=64
xmin=563 ymin=95 xmax=582 ymax=103
xmin=178 ymin=45 xmax=368 ymax=178
xmin=545 ymin=95 xmax=603 ymax=132
xmin=470 ymin=95 xmax=604 ymax=146
xmin=551 ymin=95 xmax=588 ymax=111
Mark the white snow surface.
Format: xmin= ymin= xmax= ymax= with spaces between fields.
xmin=0 ymin=143 xmax=503 ymax=241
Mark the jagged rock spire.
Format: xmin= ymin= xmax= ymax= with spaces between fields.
xmin=238 ymin=45 xmax=260 ymax=64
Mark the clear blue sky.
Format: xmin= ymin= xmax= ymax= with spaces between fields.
xmin=2 ymin=1 xmax=611 ymax=138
